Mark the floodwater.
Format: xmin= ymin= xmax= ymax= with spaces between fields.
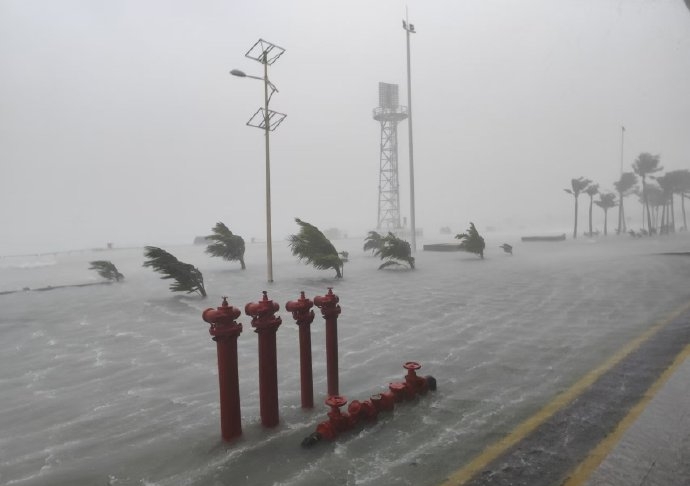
xmin=1 ymin=233 xmax=689 ymax=486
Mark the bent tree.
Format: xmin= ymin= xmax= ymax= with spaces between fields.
xmin=89 ymin=260 xmax=124 ymax=282
xmin=288 ymin=218 xmax=344 ymax=278
xmin=455 ymin=222 xmax=486 ymax=259
xmin=375 ymin=232 xmax=415 ymax=270
xmin=143 ymin=246 xmax=206 ymax=297
xmin=205 ymin=222 xmax=246 ymax=269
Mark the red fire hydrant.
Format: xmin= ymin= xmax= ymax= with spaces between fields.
xmin=314 ymin=288 xmax=341 ymax=397
xmin=245 ymin=291 xmax=282 ymax=428
xmin=285 ymin=291 xmax=316 ymax=409
xmin=202 ymin=297 xmax=243 ymax=441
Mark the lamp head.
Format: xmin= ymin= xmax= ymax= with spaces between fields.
xmin=230 ymin=69 xmax=247 ymax=77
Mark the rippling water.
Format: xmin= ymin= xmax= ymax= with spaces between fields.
xmin=2 ymin=234 xmax=689 ymax=485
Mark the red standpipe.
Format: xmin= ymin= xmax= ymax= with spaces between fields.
xmin=314 ymin=288 xmax=341 ymax=397
xmin=245 ymin=291 xmax=282 ymax=428
xmin=285 ymin=291 xmax=316 ymax=409
xmin=202 ymin=297 xmax=243 ymax=441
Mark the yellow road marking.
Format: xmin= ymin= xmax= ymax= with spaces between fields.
xmin=439 ymin=300 xmax=690 ymax=486
xmin=562 ymin=339 xmax=690 ymax=485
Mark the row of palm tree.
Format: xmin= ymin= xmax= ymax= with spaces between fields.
xmin=566 ymin=153 xmax=690 ymax=238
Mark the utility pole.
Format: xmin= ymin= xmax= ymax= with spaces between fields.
xmin=403 ymin=12 xmax=417 ymax=252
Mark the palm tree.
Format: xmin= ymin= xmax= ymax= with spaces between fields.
xmin=143 ymin=246 xmax=206 ymax=297
xmin=288 ymin=218 xmax=344 ymax=278
xmin=594 ymin=193 xmax=617 ymax=236
xmin=584 ymin=183 xmax=600 ymax=236
xmin=649 ymin=184 xmax=666 ymax=233
xmin=654 ymin=173 xmax=675 ymax=234
xmin=666 ymin=169 xmax=690 ymax=232
xmin=89 ymin=260 xmax=124 ymax=282
xmin=564 ymin=177 xmax=592 ymax=239
xmin=455 ymin=222 xmax=486 ymax=258
xmin=205 ymin=222 xmax=246 ymax=269
xmin=375 ymin=233 xmax=415 ymax=269
xmin=632 ymin=153 xmax=663 ymax=235
xmin=363 ymin=231 xmax=384 ymax=255
xmin=613 ymin=172 xmax=637 ymax=234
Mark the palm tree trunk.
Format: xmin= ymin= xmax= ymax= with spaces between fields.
xmin=643 ymin=176 xmax=653 ymax=235
xmin=617 ymin=192 xmax=624 ymax=234
xmin=671 ymin=196 xmax=676 ymax=232
xmin=573 ymin=197 xmax=579 ymax=239
xmin=682 ymin=193 xmax=688 ymax=231
xmin=604 ymin=209 xmax=608 ymax=236
xmin=621 ymin=202 xmax=626 ymax=233
xmin=588 ymin=196 xmax=593 ymax=236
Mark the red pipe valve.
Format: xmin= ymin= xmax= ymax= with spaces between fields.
xmin=404 ymin=361 xmax=429 ymax=395
xmin=314 ymin=395 xmax=353 ymax=441
xmin=313 ymin=287 xmax=341 ymax=317
xmin=245 ymin=291 xmax=281 ymax=328
xmin=285 ymin=291 xmax=315 ymax=325
xmin=203 ymin=297 xmax=243 ymax=338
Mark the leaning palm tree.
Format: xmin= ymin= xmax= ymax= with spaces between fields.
xmin=564 ymin=177 xmax=592 ymax=239
xmin=143 ymin=246 xmax=206 ymax=297
xmin=584 ymin=183 xmax=600 ymax=236
xmin=455 ymin=222 xmax=486 ymax=259
xmin=363 ymin=231 xmax=384 ymax=255
xmin=594 ymin=193 xmax=617 ymax=236
xmin=288 ymin=218 xmax=344 ymax=278
xmin=613 ymin=172 xmax=637 ymax=234
xmin=89 ymin=260 xmax=124 ymax=282
xmin=632 ymin=152 xmax=663 ymax=235
xmin=376 ymin=232 xmax=415 ymax=270
xmin=205 ymin=222 xmax=246 ymax=269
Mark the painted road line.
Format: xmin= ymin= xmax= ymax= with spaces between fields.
xmin=561 ymin=340 xmax=690 ymax=486
xmin=439 ymin=300 xmax=690 ymax=486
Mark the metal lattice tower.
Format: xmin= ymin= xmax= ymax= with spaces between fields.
xmin=373 ymin=82 xmax=408 ymax=230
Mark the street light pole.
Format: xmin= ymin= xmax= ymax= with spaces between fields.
xmin=231 ymin=39 xmax=286 ymax=283
xmin=262 ymin=54 xmax=273 ymax=283
xmin=620 ymin=125 xmax=625 ymax=175
xmin=403 ymin=14 xmax=417 ymax=252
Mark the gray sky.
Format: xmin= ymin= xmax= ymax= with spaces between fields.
xmin=1 ymin=0 xmax=689 ymax=256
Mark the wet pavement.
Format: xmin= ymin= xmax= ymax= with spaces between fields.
xmin=440 ymin=303 xmax=690 ymax=486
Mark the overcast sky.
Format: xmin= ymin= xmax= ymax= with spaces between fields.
xmin=1 ymin=0 xmax=689 ymax=255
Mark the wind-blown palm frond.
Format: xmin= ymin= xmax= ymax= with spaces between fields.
xmin=288 ymin=218 xmax=343 ymax=278
xmin=205 ymin=222 xmax=246 ymax=269
xmin=363 ymin=231 xmax=384 ymax=255
xmin=143 ymin=246 xmax=206 ymax=297
xmin=376 ymin=232 xmax=415 ymax=270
